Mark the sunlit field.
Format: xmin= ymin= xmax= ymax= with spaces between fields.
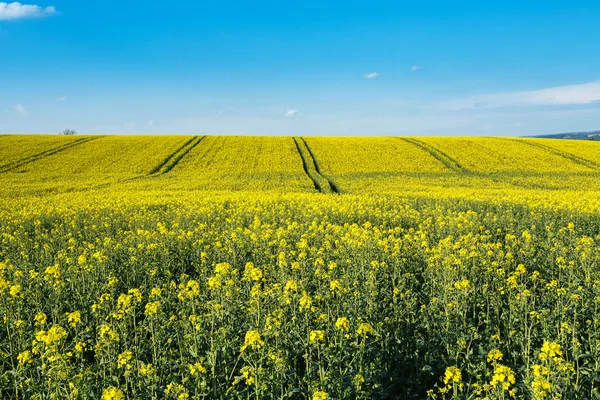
xmin=2 ymin=135 xmax=600 ymax=399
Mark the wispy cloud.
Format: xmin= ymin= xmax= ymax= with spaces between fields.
xmin=443 ymin=81 xmax=600 ymax=110
xmin=56 ymin=95 xmax=67 ymax=102
xmin=14 ymin=103 xmax=27 ymax=117
xmin=0 ymin=2 xmax=56 ymax=20
xmin=148 ymin=120 xmax=154 ymax=126
xmin=364 ymin=72 xmax=380 ymax=79
xmin=285 ymin=109 xmax=299 ymax=118
xmin=411 ymin=65 xmax=422 ymax=72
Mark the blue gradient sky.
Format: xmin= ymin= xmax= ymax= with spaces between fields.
xmin=1 ymin=0 xmax=600 ymax=135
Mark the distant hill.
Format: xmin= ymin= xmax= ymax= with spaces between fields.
xmin=526 ymin=130 xmax=600 ymax=140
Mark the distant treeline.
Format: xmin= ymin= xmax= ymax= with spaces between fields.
xmin=528 ymin=130 xmax=600 ymax=140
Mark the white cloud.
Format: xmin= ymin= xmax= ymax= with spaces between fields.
xmin=14 ymin=103 xmax=27 ymax=117
xmin=0 ymin=2 xmax=56 ymax=20
xmin=364 ymin=72 xmax=380 ymax=79
xmin=285 ymin=109 xmax=298 ymax=118
xmin=56 ymin=95 xmax=67 ymax=102
xmin=443 ymin=81 xmax=600 ymax=110
xmin=411 ymin=65 xmax=422 ymax=72
xmin=148 ymin=120 xmax=154 ymax=126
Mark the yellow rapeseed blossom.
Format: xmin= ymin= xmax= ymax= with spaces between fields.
xmin=490 ymin=364 xmax=516 ymax=391
xmin=117 ymin=351 xmax=133 ymax=369
xmin=188 ymin=362 xmax=207 ymax=376
xmin=101 ymin=386 xmax=125 ymax=400
xmin=335 ymin=317 xmax=350 ymax=332
xmin=443 ymin=366 xmax=462 ymax=385
xmin=240 ymin=366 xmax=256 ymax=385
xmin=299 ymin=293 xmax=313 ymax=312
xmin=243 ymin=262 xmax=263 ymax=282
xmin=284 ymin=279 xmax=298 ymax=293
xmin=356 ymin=323 xmax=374 ymax=337
xmin=309 ymin=330 xmax=325 ymax=343
xmin=17 ymin=350 xmax=32 ymax=364
xmin=144 ymin=301 xmax=160 ymax=317
xmin=312 ymin=391 xmax=329 ymax=400
xmin=34 ymin=312 xmax=47 ymax=327
xmin=539 ymin=341 xmax=563 ymax=362
xmin=139 ymin=362 xmax=154 ymax=377
xmin=241 ymin=330 xmax=264 ymax=351
xmin=67 ymin=311 xmax=81 ymax=328
xmin=9 ymin=284 xmax=22 ymax=298
xmin=487 ymin=349 xmax=503 ymax=363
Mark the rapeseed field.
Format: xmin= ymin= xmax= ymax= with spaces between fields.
xmin=1 ymin=135 xmax=600 ymax=399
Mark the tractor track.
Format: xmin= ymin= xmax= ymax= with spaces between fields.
xmin=148 ymin=136 xmax=205 ymax=175
xmin=510 ymin=138 xmax=599 ymax=170
xmin=0 ymin=136 xmax=100 ymax=173
xmin=398 ymin=137 xmax=466 ymax=173
xmin=297 ymin=137 xmax=341 ymax=193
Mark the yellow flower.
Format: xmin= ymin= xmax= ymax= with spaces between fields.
xmin=128 ymin=288 xmax=143 ymax=303
xmin=243 ymin=262 xmax=263 ymax=282
xmin=335 ymin=317 xmax=350 ymax=332
xmin=241 ymin=330 xmax=264 ymax=351
xmin=101 ymin=386 xmax=125 ymax=400
xmin=309 ymin=330 xmax=325 ymax=343
xmin=178 ymin=280 xmax=200 ymax=300
xmin=356 ymin=323 xmax=374 ymax=337
xmin=117 ymin=351 xmax=133 ymax=369
xmin=98 ymin=324 xmax=120 ymax=342
xmin=188 ymin=362 xmax=207 ymax=376
xmin=490 ymin=364 xmax=516 ymax=391
xmin=443 ymin=366 xmax=462 ymax=385
xmin=240 ymin=366 xmax=256 ymax=385
xmin=17 ymin=350 xmax=32 ymax=365
xmin=453 ymin=279 xmax=471 ymax=291
xmin=531 ymin=365 xmax=552 ymax=397
xmin=75 ymin=341 xmax=86 ymax=353
xmin=299 ymin=293 xmax=313 ymax=312
xmin=9 ymin=284 xmax=22 ymax=298
xmin=539 ymin=341 xmax=563 ymax=362
xmin=144 ymin=301 xmax=160 ymax=317
xmin=67 ymin=311 xmax=81 ymax=328
xmin=214 ymin=262 xmax=231 ymax=275
xmin=150 ymin=287 xmax=163 ymax=299
xmin=284 ymin=279 xmax=298 ymax=293
xmin=487 ymin=349 xmax=503 ymax=363
xmin=36 ymin=325 xmax=67 ymax=345
xmin=312 ymin=391 xmax=329 ymax=400
xmin=34 ymin=312 xmax=47 ymax=326
xmin=165 ymin=383 xmax=189 ymax=399
xmin=139 ymin=362 xmax=154 ymax=377
xmin=329 ymin=280 xmax=342 ymax=293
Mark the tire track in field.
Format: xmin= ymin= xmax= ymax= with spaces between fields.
xmin=398 ymin=138 xmax=466 ymax=173
xmin=509 ymin=138 xmax=599 ymax=170
xmin=149 ymin=136 xmax=205 ymax=175
xmin=0 ymin=136 xmax=100 ymax=173
xmin=293 ymin=137 xmax=325 ymax=193
xmin=298 ymin=137 xmax=341 ymax=193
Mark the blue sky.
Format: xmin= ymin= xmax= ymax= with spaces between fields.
xmin=1 ymin=0 xmax=600 ymax=136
